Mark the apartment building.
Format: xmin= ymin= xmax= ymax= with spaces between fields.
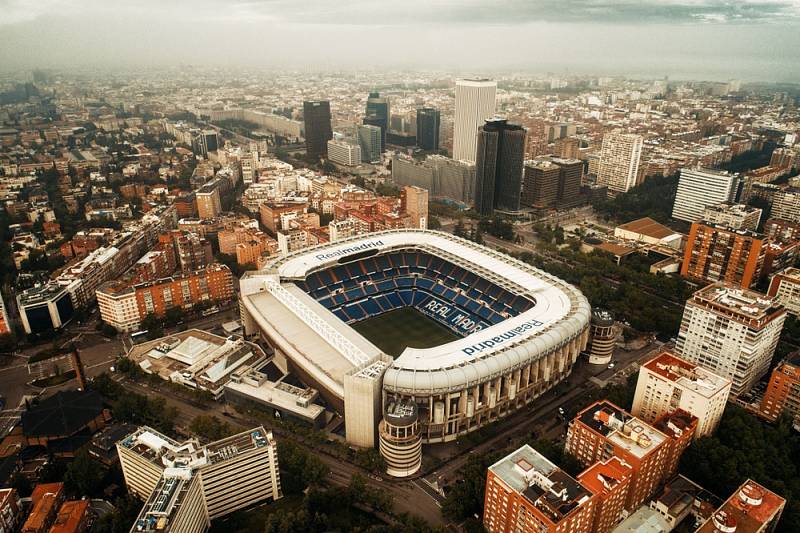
xmin=196 ymin=180 xmax=224 ymax=219
xmin=632 ymin=351 xmax=731 ymax=438
xmin=651 ymin=409 xmax=697 ymax=480
xmin=400 ymin=185 xmax=428 ymax=230
xmin=235 ymin=232 xmax=278 ymax=267
xmin=576 ymin=457 xmax=632 ymax=533
xmin=565 ymin=401 xmax=669 ymax=510
xmin=672 ymin=168 xmax=739 ymax=223
xmin=681 ymin=222 xmax=767 ymax=289
xmin=695 ymin=479 xmax=785 ymax=533
xmin=259 ymin=201 xmax=309 ymax=235
xmin=97 ymin=264 xmax=234 ymax=331
xmin=119 ymin=426 xmax=282 ymax=533
xmin=21 ymin=483 xmax=64 ymax=533
xmin=675 ymin=284 xmax=786 ymax=395
xmin=768 ymin=267 xmax=800 ymax=317
xmin=0 ymin=488 xmax=21 ymax=533
xmin=770 ymin=187 xmax=800 ymax=223
xmin=702 ymin=203 xmax=762 ymax=231
xmin=483 ymin=444 xmax=596 ymax=533
xmin=759 ymin=352 xmax=800 ymax=425
xmin=0 ymin=293 xmax=11 ymax=336
xmin=596 ymin=132 xmax=643 ymax=195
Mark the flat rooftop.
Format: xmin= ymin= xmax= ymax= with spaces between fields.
xmin=225 ymin=369 xmax=325 ymax=423
xmin=127 ymin=329 xmax=264 ymax=389
xmin=131 ymin=469 xmax=197 ymax=532
xmin=696 ymin=480 xmax=785 ymax=533
xmin=691 ymin=284 xmax=784 ymax=325
xmin=643 ymin=351 xmax=731 ymax=398
xmin=489 ymin=444 xmax=591 ymax=525
xmin=578 ymin=401 xmax=667 ymax=459
xmin=119 ymin=425 xmax=274 ymax=470
xmin=577 ymin=457 xmax=631 ymax=498
xmin=612 ymin=506 xmax=670 ymax=532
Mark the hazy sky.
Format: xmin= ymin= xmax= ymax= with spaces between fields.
xmin=2 ymin=0 xmax=799 ymax=82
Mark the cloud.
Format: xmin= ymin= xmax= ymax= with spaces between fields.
xmin=2 ymin=0 xmax=799 ymax=27
xmin=209 ymin=0 xmax=800 ymax=26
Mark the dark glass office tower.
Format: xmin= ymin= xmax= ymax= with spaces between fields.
xmin=474 ymin=118 xmax=526 ymax=216
xmin=416 ymin=108 xmax=440 ymax=151
xmin=363 ymin=91 xmax=389 ymax=151
xmin=303 ymin=100 xmax=333 ymax=159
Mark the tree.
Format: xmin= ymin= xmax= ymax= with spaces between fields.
xmin=278 ymin=441 xmax=329 ymax=495
xmin=428 ymin=216 xmax=442 ymax=230
xmin=680 ymin=406 xmax=800 ymax=533
xmin=140 ymin=313 xmax=164 ymax=338
xmin=190 ymin=415 xmax=233 ymax=442
xmin=64 ymin=450 xmax=105 ymax=497
xmin=442 ymin=451 xmax=505 ymax=521
xmin=10 ymin=472 xmax=32 ymax=497
xmin=90 ymin=494 xmax=143 ymax=533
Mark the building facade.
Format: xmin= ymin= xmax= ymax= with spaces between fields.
xmin=327 ymin=139 xmax=361 ymax=167
xmin=768 ymin=267 xmax=800 ymax=316
xmin=303 ymin=100 xmax=333 ymax=159
xmin=681 ymin=222 xmax=766 ymax=289
xmin=596 ymin=133 xmax=643 ymax=195
xmin=672 ymin=168 xmax=740 ymax=223
xmin=474 ymin=118 xmax=527 ymax=215
xmin=416 ymin=107 xmax=440 ymax=151
xmin=675 ymin=284 xmax=786 ymax=395
xmin=484 ymin=445 xmax=596 ymax=533
xmin=759 ymin=353 xmax=800 ymax=426
xmin=358 ymin=124 xmax=382 ymax=163
xmin=632 ymin=351 xmax=731 ymax=438
xmin=453 ymin=79 xmax=496 ymax=163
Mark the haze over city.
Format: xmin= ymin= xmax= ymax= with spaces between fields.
xmin=2 ymin=0 xmax=800 ymax=81
xmin=2 ymin=1 xmax=800 ymax=533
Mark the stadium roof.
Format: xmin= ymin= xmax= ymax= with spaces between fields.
xmin=243 ymin=230 xmax=590 ymax=396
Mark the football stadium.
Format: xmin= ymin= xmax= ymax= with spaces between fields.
xmin=240 ymin=230 xmax=590 ymax=463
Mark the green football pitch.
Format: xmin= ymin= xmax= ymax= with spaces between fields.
xmin=351 ymin=307 xmax=459 ymax=357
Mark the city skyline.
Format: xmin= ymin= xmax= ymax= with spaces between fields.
xmin=1 ymin=0 xmax=799 ymax=82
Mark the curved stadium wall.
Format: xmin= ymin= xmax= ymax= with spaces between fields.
xmin=240 ymin=229 xmax=591 ymax=444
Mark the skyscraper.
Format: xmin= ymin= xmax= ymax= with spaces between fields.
xmin=193 ymin=130 xmax=219 ymax=157
xmin=363 ymin=91 xmax=390 ymax=152
xmin=671 ymin=168 xmax=740 ymax=223
xmin=596 ymin=132 xmax=643 ymax=195
xmin=416 ymin=107 xmax=440 ymax=151
xmin=358 ymin=124 xmax=382 ymax=163
xmin=474 ymin=118 xmax=526 ymax=216
xmin=453 ymin=79 xmax=496 ymax=163
xmin=303 ymin=100 xmax=332 ymax=159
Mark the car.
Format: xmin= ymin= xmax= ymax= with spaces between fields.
xmin=607 ymin=362 xmax=616 ymax=369
xmin=557 ymin=407 xmax=565 ymax=415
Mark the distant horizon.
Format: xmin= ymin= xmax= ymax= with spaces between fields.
xmin=1 ymin=64 xmax=798 ymax=88
xmin=1 ymin=1 xmax=799 ymax=84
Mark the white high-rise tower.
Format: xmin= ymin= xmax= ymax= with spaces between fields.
xmin=453 ymin=79 xmax=496 ymax=163
xmin=596 ymin=132 xmax=643 ymax=195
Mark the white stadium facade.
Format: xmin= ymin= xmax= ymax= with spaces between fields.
xmin=240 ymin=229 xmax=590 ymax=476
